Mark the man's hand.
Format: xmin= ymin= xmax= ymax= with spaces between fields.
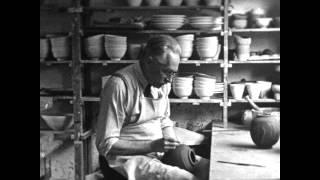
xmin=151 ymin=138 xmax=180 ymax=152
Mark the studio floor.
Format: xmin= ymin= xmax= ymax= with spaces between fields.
xmin=210 ymin=123 xmax=280 ymax=180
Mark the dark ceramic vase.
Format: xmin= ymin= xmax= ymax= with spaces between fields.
xmin=161 ymin=144 xmax=197 ymax=172
xmin=250 ymin=114 xmax=280 ymax=149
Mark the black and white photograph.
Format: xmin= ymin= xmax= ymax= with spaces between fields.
xmin=40 ymin=0 xmax=280 ymax=179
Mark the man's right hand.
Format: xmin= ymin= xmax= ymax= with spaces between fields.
xmin=151 ymin=138 xmax=180 ymax=152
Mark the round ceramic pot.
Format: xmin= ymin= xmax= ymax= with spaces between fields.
xmin=231 ymin=19 xmax=248 ymax=29
xmin=126 ymin=0 xmax=143 ymax=7
xmin=144 ymin=0 xmax=162 ymax=7
xmin=161 ymin=144 xmax=197 ymax=172
xmin=250 ymin=114 xmax=280 ymax=149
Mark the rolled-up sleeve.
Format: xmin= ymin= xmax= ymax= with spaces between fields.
xmin=161 ymin=83 xmax=174 ymax=129
xmin=96 ymin=77 xmax=127 ymax=157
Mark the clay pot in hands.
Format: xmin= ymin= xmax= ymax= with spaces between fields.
xmin=40 ymin=38 xmax=50 ymax=62
xmin=161 ymin=144 xmax=197 ymax=172
xmin=165 ymin=0 xmax=183 ymax=6
xmin=126 ymin=0 xmax=143 ymax=7
xmin=144 ymin=0 xmax=162 ymax=7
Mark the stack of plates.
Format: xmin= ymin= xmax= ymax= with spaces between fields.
xmin=214 ymin=82 xmax=224 ymax=93
xmin=150 ymin=15 xmax=186 ymax=30
xmin=189 ymin=16 xmax=223 ymax=30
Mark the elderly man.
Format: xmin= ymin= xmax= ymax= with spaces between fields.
xmin=96 ymin=35 xmax=209 ymax=180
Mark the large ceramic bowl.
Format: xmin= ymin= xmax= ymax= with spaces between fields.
xmin=144 ymin=0 xmax=162 ymax=7
xmin=246 ymin=83 xmax=262 ymax=99
xmin=255 ymin=18 xmax=272 ymax=28
xmin=184 ymin=0 xmax=200 ymax=6
xmin=41 ymin=114 xmax=74 ymax=131
xmin=164 ymin=0 xmax=183 ymax=6
xmin=40 ymin=38 xmax=49 ymax=61
xmin=151 ymin=23 xmax=184 ymax=30
xmin=85 ymin=45 xmax=104 ymax=60
xmin=230 ymin=83 xmax=245 ymax=100
xmin=272 ymin=84 xmax=280 ymax=93
xmin=126 ymin=0 xmax=143 ymax=7
xmin=50 ymin=36 xmax=70 ymax=61
xmin=173 ymin=87 xmax=193 ymax=99
xmin=194 ymin=88 xmax=215 ymax=99
xmin=105 ymin=47 xmax=127 ymax=61
xmin=231 ymin=19 xmax=248 ymax=29
xmin=257 ymin=81 xmax=272 ymax=98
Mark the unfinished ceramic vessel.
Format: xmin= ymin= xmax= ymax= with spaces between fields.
xmin=162 ymin=144 xmax=196 ymax=172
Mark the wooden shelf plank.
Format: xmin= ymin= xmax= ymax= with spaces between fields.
xmin=84 ymin=28 xmax=222 ymax=34
xmin=81 ymin=96 xmax=223 ymax=104
xmin=170 ymin=98 xmax=223 ymax=104
xmin=81 ymin=60 xmax=223 ymax=64
xmin=230 ymin=60 xmax=280 ymax=64
xmin=231 ymin=28 xmax=280 ymax=33
xmin=85 ymin=6 xmax=222 ymax=11
xmin=40 ymin=61 xmax=72 ymax=66
xmin=230 ymin=99 xmax=280 ymax=103
xmin=40 ymin=130 xmax=74 ymax=134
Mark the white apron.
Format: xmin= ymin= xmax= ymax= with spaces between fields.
xmin=105 ymin=74 xmax=196 ymax=180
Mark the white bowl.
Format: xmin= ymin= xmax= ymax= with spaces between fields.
xmin=173 ymin=87 xmax=193 ymax=99
xmin=272 ymin=84 xmax=280 ymax=93
xmin=41 ymin=114 xmax=74 ymax=131
xmin=257 ymin=81 xmax=272 ymax=98
xmin=255 ymin=18 xmax=273 ymax=28
xmin=246 ymin=83 xmax=262 ymax=99
xmin=151 ymin=23 xmax=184 ymax=30
xmin=230 ymin=83 xmax=245 ymax=100
xmin=194 ymin=88 xmax=215 ymax=99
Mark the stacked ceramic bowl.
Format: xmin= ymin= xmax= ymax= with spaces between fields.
xmin=84 ymin=34 xmax=104 ymax=60
xmin=189 ymin=16 xmax=215 ymax=30
xmin=40 ymin=38 xmax=50 ymax=62
xmin=194 ymin=75 xmax=216 ymax=100
xmin=214 ymin=82 xmax=224 ymax=94
xmin=150 ymin=15 xmax=186 ymax=31
xmin=104 ymin=35 xmax=127 ymax=61
xmin=172 ymin=76 xmax=194 ymax=99
xmin=50 ymin=36 xmax=70 ymax=61
xmin=195 ymin=36 xmax=221 ymax=61
xmin=175 ymin=34 xmax=194 ymax=61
